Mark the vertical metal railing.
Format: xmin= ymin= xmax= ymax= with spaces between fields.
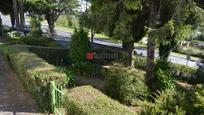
xmin=50 ymin=81 xmax=65 ymax=115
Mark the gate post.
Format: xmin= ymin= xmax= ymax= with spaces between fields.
xmin=50 ymin=81 xmax=56 ymax=113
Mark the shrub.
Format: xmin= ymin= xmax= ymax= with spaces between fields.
xmin=71 ymin=61 xmax=95 ymax=77
xmin=139 ymin=89 xmax=186 ymax=115
xmin=65 ymin=85 xmax=136 ymax=115
xmin=170 ymin=63 xmax=197 ymax=84
xmin=70 ymin=28 xmax=91 ymax=62
xmin=103 ymin=63 xmax=149 ymax=105
xmin=133 ymin=55 xmax=198 ymax=84
xmin=154 ymin=59 xmax=175 ymax=90
xmin=19 ymin=35 xmax=62 ymax=48
xmin=0 ymin=45 xmax=69 ymax=112
xmin=183 ymin=85 xmax=204 ymax=114
xmin=30 ymin=15 xmax=43 ymax=36
xmin=192 ymin=85 xmax=204 ymax=114
xmin=134 ymin=55 xmax=146 ymax=70
xmin=195 ymin=60 xmax=204 ymax=84
xmin=29 ymin=46 xmax=71 ymax=66
xmin=173 ymin=46 xmax=204 ymax=59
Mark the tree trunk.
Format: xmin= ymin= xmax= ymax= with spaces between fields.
xmin=122 ymin=41 xmax=129 ymax=50
xmin=46 ymin=16 xmax=55 ymax=35
xmin=13 ymin=0 xmax=20 ymax=32
xmin=145 ymin=0 xmax=158 ymax=90
xmin=10 ymin=12 xmax=15 ymax=28
xmin=91 ymin=30 xmax=95 ymax=44
xmin=0 ymin=16 xmax=3 ymax=36
xmin=127 ymin=41 xmax=134 ymax=67
xmin=19 ymin=0 xmax=25 ymax=30
xmin=90 ymin=31 xmax=95 ymax=48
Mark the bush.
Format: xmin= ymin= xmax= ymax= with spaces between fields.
xmin=140 ymin=89 xmax=186 ymax=115
xmin=192 ymin=85 xmax=204 ymax=114
xmin=154 ymin=59 xmax=175 ymax=90
xmin=103 ymin=63 xmax=149 ymax=105
xmin=29 ymin=46 xmax=71 ymax=66
xmin=134 ymin=55 xmax=146 ymax=70
xmin=133 ymin=55 xmax=198 ymax=84
xmin=19 ymin=35 xmax=62 ymax=48
xmin=170 ymin=63 xmax=197 ymax=84
xmin=65 ymin=85 xmax=136 ymax=115
xmin=30 ymin=15 xmax=43 ymax=36
xmin=0 ymin=45 xmax=69 ymax=112
xmin=195 ymin=60 xmax=204 ymax=84
xmin=71 ymin=61 xmax=96 ymax=77
xmin=173 ymin=46 xmax=204 ymax=59
xmin=70 ymin=28 xmax=91 ymax=62
xmin=183 ymin=85 xmax=204 ymax=114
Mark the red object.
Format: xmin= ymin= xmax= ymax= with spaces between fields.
xmin=86 ymin=52 xmax=94 ymax=60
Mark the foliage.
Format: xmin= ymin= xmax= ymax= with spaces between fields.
xmin=65 ymin=85 xmax=136 ymax=115
xmin=134 ymin=55 xmax=146 ymax=70
xmin=57 ymin=67 xmax=76 ymax=87
xmin=56 ymin=15 xmax=77 ymax=28
xmin=173 ymin=46 xmax=204 ymax=59
xmin=7 ymin=31 xmax=24 ymax=39
xmin=19 ymin=35 xmax=62 ymax=47
xmin=192 ymin=85 xmax=204 ymax=114
xmin=103 ymin=63 xmax=149 ymax=105
xmin=25 ymin=0 xmax=79 ymax=33
xmin=170 ymin=63 xmax=198 ymax=84
xmin=140 ymin=89 xmax=186 ymax=115
xmin=70 ymin=28 xmax=91 ymax=62
xmin=133 ymin=55 xmax=198 ymax=84
xmin=195 ymin=60 xmax=204 ymax=84
xmin=181 ymin=85 xmax=204 ymax=114
xmin=30 ymin=15 xmax=43 ymax=36
xmin=71 ymin=61 xmax=95 ymax=77
xmin=0 ymin=45 xmax=69 ymax=112
xmin=154 ymin=59 xmax=176 ymax=90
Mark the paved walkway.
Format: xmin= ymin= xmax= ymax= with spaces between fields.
xmin=0 ymin=50 xmax=39 ymax=113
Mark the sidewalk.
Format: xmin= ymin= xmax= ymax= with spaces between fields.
xmin=0 ymin=45 xmax=39 ymax=112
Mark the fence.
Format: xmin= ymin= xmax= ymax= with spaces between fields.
xmin=50 ymin=81 xmax=65 ymax=115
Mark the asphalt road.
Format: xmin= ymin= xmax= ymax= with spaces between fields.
xmin=1 ymin=15 xmax=202 ymax=68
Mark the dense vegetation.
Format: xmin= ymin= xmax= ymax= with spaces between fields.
xmin=0 ymin=0 xmax=204 ymax=114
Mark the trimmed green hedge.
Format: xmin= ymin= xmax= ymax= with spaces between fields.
xmin=0 ymin=45 xmax=69 ymax=112
xmin=65 ymin=85 xmax=136 ymax=115
xmin=7 ymin=35 xmax=63 ymax=48
xmin=103 ymin=63 xmax=149 ymax=105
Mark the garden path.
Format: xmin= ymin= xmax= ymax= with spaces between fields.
xmin=0 ymin=39 xmax=41 ymax=114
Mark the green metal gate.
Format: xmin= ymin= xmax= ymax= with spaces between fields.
xmin=50 ymin=81 xmax=65 ymax=115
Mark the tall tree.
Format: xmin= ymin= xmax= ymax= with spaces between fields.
xmin=145 ymin=0 xmax=160 ymax=90
xmin=19 ymin=0 xmax=25 ymax=30
xmin=83 ymin=0 xmax=148 ymax=66
xmin=13 ymin=0 xmax=20 ymax=31
xmin=25 ymin=0 xmax=78 ymax=34
xmin=0 ymin=0 xmax=16 ymax=28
